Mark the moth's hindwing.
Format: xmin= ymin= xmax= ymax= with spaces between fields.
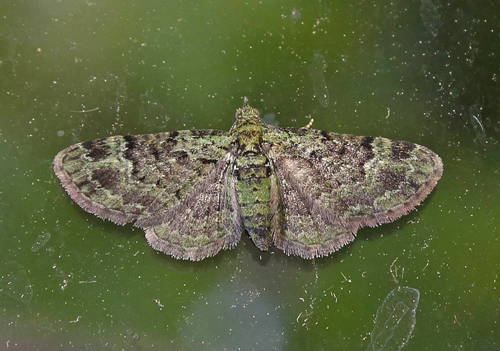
xmin=263 ymin=126 xmax=442 ymax=258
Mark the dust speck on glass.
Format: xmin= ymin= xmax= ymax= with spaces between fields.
xmin=54 ymin=98 xmax=443 ymax=261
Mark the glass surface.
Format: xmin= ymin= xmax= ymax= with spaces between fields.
xmin=0 ymin=1 xmax=498 ymax=350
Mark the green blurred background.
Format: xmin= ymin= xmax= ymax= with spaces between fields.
xmin=0 ymin=0 xmax=498 ymax=350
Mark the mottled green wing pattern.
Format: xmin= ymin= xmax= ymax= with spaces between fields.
xmin=54 ymin=130 xmax=242 ymax=260
xmin=264 ymin=126 xmax=443 ymax=258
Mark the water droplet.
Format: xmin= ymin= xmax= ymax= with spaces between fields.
xmin=309 ymin=54 xmax=329 ymax=108
xmin=31 ymin=232 xmax=51 ymax=252
xmin=420 ymin=0 xmax=443 ymax=37
xmin=263 ymin=112 xmax=278 ymax=126
xmin=450 ymin=87 xmax=459 ymax=98
xmin=367 ymin=287 xmax=420 ymax=351
xmin=0 ymin=261 xmax=33 ymax=304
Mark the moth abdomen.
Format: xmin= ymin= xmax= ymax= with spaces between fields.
xmin=235 ymin=154 xmax=273 ymax=251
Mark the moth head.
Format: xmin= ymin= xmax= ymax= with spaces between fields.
xmin=235 ymin=97 xmax=260 ymax=120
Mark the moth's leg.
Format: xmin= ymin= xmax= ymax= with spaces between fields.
xmin=300 ymin=115 xmax=314 ymax=130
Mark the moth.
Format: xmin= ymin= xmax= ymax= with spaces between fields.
xmin=54 ymin=98 xmax=443 ymax=260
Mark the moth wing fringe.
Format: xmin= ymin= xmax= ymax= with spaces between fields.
xmin=274 ymin=232 xmax=356 ymax=259
xmin=145 ymin=227 xmax=240 ymax=261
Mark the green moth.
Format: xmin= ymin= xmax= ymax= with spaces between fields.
xmin=54 ymin=98 xmax=442 ymax=260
